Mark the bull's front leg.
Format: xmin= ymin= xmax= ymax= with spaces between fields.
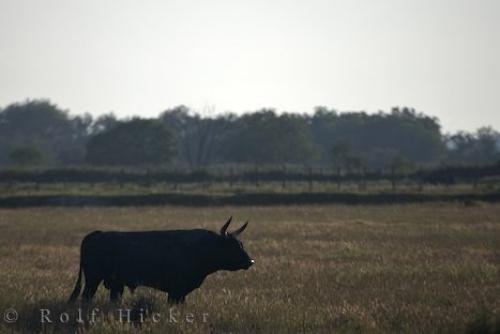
xmin=165 ymin=277 xmax=189 ymax=304
xmin=167 ymin=293 xmax=186 ymax=304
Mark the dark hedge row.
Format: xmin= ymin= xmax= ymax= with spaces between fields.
xmin=1 ymin=192 xmax=500 ymax=208
xmin=1 ymin=163 xmax=500 ymax=185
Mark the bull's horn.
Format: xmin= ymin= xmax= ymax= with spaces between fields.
xmin=231 ymin=221 xmax=249 ymax=236
xmin=220 ymin=216 xmax=232 ymax=235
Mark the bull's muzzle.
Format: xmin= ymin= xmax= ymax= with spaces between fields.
xmin=245 ymin=259 xmax=255 ymax=270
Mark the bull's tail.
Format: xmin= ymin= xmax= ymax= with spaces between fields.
xmin=68 ymin=231 xmax=102 ymax=303
xmin=68 ymin=261 xmax=83 ymax=303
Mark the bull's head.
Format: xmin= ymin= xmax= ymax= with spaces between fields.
xmin=218 ymin=216 xmax=254 ymax=271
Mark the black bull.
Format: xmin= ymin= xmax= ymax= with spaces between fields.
xmin=68 ymin=217 xmax=254 ymax=303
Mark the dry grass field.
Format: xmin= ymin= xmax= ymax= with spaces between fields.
xmin=0 ymin=203 xmax=499 ymax=333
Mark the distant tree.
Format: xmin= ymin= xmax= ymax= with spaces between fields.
xmin=331 ymin=139 xmax=353 ymax=173
xmin=159 ymin=106 xmax=225 ymax=169
xmin=331 ymin=139 xmax=367 ymax=187
xmin=311 ymin=107 xmax=338 ymax=164
xmin=0 ymin=99 xmax=91 ymax=166
xmin=387 ymin=155 xmax=414 ymax=190
xmin=475 ymin=127 xmax=500 ymax=163
xmin=223 ymin=110 xmax=317 ymax=164
xmin=57 ymin=112 xmax=93 ymax=165
xmin=9 ymin=146 xmax=44 ymax=167
xmin=330 ymin=140 xmax=365 ymax=171
xmin=446 ymin=127 xmax=500 ymax=165
xmin=365 ymin=147 xmax=399 ymax=171
xmin=90 ymin=113 xmax=118 ymax=134
xmin=388 ymin=155 xmax=413 ymax=173
xmin=311 ymin=106 xmax=445 ymax=168
xmin=86 ymin=118 xmax=176 ymax=166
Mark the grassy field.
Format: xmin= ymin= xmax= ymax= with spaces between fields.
xmin=0 ymin=203 xmax=499 ymax=333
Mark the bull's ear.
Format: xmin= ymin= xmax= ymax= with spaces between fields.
xmin=220 ymin=216 xmax=232 ymax=235
xmin=231 ymin=221 xmax=248 ymax=237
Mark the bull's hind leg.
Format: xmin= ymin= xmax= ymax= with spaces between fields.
xmin=82 ymin=274 xmax=102 ymax=302
xmin=109 ymin=283 xmax=124 ymax=302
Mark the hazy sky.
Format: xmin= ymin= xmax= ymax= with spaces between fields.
xmin=1 ymin=0 xmax=499 ymax=132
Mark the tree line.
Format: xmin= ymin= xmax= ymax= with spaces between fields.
xmin=1 ymin=99 xmax=499 ymax=171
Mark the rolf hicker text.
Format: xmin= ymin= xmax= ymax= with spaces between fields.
xmin=39 ymin=307 xmax=209 ymax=325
